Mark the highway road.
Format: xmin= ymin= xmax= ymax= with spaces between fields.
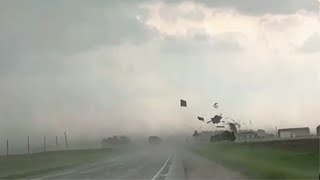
xmin=31 ymin=145 xmax=246 ymax=180
xmin=31 ymin=146 xmax=173 ymax=180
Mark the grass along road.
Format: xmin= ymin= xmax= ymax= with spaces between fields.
xmin=191 ymin=142 xmax=319 ymax=179
xmin=0 ymin=148 xmax=116 ymax=179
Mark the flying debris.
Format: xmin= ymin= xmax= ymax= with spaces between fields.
xmin=207 ymin=120 xmax=212 ymax=124
xmin=192 ymin=130 xmax=199 ymax=137
xmin=235 ymin=122 xmax=241 ymax=129
xmin=213 ymin=102 xmax=219 ymax=109
xmin=197 ymin=116 xmax=204 ymax=122
xmin=229 ymin=123 xmax=238 ymax=133
xmin=211 ymin=115 xmax=222 ymax=124
xmin=180 ymin=99 xmax=187 ymax=107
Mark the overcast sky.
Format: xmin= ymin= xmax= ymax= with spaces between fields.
xmin=0 ymin=0 xmax=319 ymax=147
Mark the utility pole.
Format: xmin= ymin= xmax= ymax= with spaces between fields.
xmin=43 ymin=136 xmax=46 ymax=152
xmin=6 ymin=140 xmax=9 ymax=156
xmin=56 ymin=136 xmax=58 ymax=149
xmin=27 ymin=136 xmax=30 ymax=154
xmin=64 ymin=132 xmax=68 ymax=149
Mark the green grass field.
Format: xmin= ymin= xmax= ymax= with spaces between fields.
xmin=0 ymin=148 xmax=116 ymax=179
xmin=192 ymin=142 xmax=319 ymax=179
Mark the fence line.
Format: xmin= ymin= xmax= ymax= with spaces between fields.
xmin=0 ymin=132 xmax=69 ymax=156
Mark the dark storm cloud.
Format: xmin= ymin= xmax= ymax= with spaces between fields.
xmin=0 ymin=0 xmax=155 ymax=75
xmin=299 ymin=33 xmax=320 ymax=53
xmin=0 ymin=0 xmax=155 ymax=141
xmin=0 ymin=0 xmax=152 ymax=55
xmin=0 ymin=0 xmax=319 ymax=150
xmin=164 ymin=0 xmax=318 ymax=15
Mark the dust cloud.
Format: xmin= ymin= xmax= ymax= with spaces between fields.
xmin=0 ymin=0 xmax=319 ymax=154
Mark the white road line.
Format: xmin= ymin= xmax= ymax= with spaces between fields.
xmin=151 ymin=154 xmax=173 ymax=180
xmin=29 ymin=170 xmax=76 ymax=180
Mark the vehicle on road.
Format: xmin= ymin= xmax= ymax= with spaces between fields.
xmin=148 ymin=136 xmax=163 ymax=145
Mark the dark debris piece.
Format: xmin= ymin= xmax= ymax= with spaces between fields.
xmin=180 ymin=99 xmax=187 ymax=107
xmin=198 ymin=116 xmax=204 ymax=122
xmin=211 ymin=115 xmax=222 ymax=124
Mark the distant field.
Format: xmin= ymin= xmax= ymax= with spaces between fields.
xmin=0 ymin=148 xmax=115 ymax=179
xmin=240 ymin=137 xmax=319 ymax=153
xmin=192 ymin=141 xmax=319 ymax=179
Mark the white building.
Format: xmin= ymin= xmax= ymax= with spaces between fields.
xmin=278 ymin=127 xmax=310 ymax=138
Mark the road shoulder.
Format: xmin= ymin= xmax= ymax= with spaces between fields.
xmin=181 ymin=149 xmax=247 ymax=179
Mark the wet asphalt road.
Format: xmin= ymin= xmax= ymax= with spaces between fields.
xmin=31 ymin=145 xmax=246 ymax=180
xmin=33 ymin=146 xmax=172 ymax=180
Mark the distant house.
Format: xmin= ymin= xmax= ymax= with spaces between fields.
xmin=317 ymin=125 xmax=320 ymax=136
xmin=193 ymin=131 xmax=225 ymax=142
xmin=256 ymin=129 xmax=266 ymax=137
xmin=237 ymin=130 xmax=258 ymax=139
xmin=278 ymin=127 xmax=310 ymax=138
xmin=256 ymin=129 xmax=274 ymax=138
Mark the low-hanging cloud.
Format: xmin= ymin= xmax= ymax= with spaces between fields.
xmin=299 ymin=33 xmax=320 ymax=53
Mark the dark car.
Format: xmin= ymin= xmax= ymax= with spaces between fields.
xmin=148 ymin=136 xmax=163 ymax=145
